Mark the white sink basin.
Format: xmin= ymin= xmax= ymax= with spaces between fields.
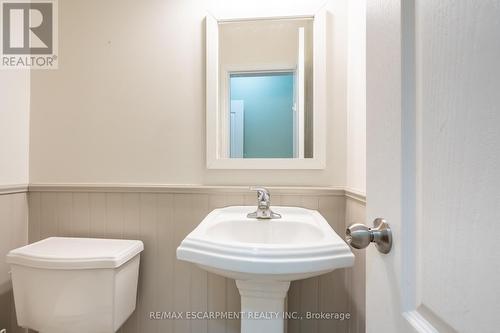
xmin=177 ymin=206 xmax=354 ymax=333
xmin=177 ymin=206 xmax=354 ymax=281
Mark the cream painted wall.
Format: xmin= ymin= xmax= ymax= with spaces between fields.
xmin=346 ymin=0 xmax=366 ymax=194
xmin=219 ymin=19 xmax=309 ymax=69
xmin=29 ymin=0 xmax=348 ymax=186
xmin=0 ymin=70 xmax=30 ymax=185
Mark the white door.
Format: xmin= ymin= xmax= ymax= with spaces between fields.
xmin=366 ymin=1 xmax=500 ymax=333
xmin=230 ymin=100 xmax=244 ymax=158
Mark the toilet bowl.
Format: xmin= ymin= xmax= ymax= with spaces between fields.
xmin=6 ymin=237 xmax=144 ymax=333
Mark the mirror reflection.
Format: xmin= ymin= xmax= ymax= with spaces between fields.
xmin=219 ymin=18 xmax=314 ymax=159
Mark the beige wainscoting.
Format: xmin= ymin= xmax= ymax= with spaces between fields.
xmin=345 ymin=196 xmax=367 ymax=333
xmin=27 ymin=186 xmax=365 ymax=333
xmin=0 ymin=191 xmax=28 ymax=333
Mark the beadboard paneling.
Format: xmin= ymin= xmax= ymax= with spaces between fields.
xmin=0 ymin=192 xmax=28 ymax=333
xmin=28 ymin=190 xmax=364 ymax=333
xmin=345 ymin=197 xmax=366 ymax=333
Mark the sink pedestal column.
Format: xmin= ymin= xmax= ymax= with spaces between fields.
xmin=236 ymin=280 xmax=291 ymax=333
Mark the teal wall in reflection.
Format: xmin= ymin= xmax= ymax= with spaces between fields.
xmin=230 ymin=72 xmax=294 ymax=158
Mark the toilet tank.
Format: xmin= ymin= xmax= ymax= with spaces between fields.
xmin=6 ymin=237 xmax=144 ymax=333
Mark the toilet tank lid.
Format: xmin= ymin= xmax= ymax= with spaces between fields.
xmin=6 ymin=237 xmax=144 ymax=269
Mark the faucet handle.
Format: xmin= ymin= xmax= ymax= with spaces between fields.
xmin=249 ymin=186 xmax=272 ymax=211
xmin=249 ymin=186 xmax=270 ymax=202
xmin=249 ymin=186 xmax=269 ymax=192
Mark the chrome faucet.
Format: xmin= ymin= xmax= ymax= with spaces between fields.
xmin=247 ymin=187 xmax=281 ymax=219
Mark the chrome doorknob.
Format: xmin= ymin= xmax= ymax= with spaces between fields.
xmin=346 ymin=218 xmax=392 ymax=254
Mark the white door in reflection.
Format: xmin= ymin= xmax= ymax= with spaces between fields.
xmin=230 ymin=100 xmax=244 ymax=158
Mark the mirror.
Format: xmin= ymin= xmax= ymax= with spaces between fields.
xmin=206 ymin=13 xmax=326 ymax=169
xmin=220 ymin=18 xmax=313 ymax=159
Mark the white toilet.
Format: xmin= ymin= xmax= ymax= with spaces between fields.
xmin=6 ymin=237 xmax=144 ymax=333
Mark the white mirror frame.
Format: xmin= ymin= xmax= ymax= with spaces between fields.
xmin=206 ymin=10 xmax=326 ymax=169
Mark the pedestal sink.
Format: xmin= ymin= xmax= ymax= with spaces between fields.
xmin=176 ymin=206 xmax=354 ymax=333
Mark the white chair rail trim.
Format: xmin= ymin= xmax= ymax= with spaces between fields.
xmin=0 ymin=184 xmax=29 ymax=195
